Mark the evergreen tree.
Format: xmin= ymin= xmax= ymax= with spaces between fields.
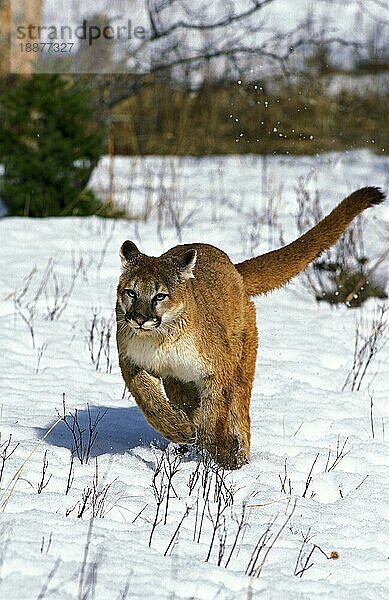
xmin=0 ymin=75 xmax=108 ymax=217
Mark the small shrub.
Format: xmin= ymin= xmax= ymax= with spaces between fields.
xmin=0 ymin=74 xmax=123 ymax=218
xmin=313 ymin=257 xmax=387 ymax=308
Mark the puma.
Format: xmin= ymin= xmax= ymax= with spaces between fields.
xmin=116 ymin=187 xmax=385 ymax=469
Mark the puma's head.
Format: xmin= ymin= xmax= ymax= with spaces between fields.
xmin=116 ymin=241 xmax=197 ymax=336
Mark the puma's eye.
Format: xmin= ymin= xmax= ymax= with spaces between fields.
xmin=125 ymin=289 xmax=136 ymax=298
xmin=155 ymin=293 xmax=168 ymax=302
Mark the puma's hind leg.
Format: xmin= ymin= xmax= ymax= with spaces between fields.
xmin=198 ymin=362 xmax=257 ymax=469
xmin=226 ymin=301 xmax=258 ymax=467
xmin=200 ymin=376 xmax=253 ymax=470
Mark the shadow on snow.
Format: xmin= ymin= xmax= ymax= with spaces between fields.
xmin=35 ymin=405 xmax=168 ymax=457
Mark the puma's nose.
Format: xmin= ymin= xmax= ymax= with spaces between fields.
xmin=133 ymin=313 xmax=148 ymax=326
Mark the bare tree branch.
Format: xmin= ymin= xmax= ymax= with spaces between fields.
xmin=148 ymin=0 xmax=276 ymax=40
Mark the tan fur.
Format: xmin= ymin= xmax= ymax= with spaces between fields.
xmin=116 ymin=187 xmax=385 ymax=469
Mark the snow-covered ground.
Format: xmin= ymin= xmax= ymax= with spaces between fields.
xmin=0 ymin=151 xmax=388 ymax=599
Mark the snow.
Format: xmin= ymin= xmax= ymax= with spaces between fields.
xmin=0 ymin=150 xmax=388 ymax=599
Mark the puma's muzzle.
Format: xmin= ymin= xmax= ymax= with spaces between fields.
xmin=125 ymin=312 xmax=162 ymax=331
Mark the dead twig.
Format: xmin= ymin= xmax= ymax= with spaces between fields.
xmin=324 ymin=436 xmax=350 ymax=472
xmin=37 ymin=450 xmax=52 ymax=494
xmin=302 ymin=453 xmax=320 ymax=498
xmin=342 ymin=305 xmax=388 ymax=392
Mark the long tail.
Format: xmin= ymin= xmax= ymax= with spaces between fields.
xmin=235 ymin=187 xmax=385 ymax=296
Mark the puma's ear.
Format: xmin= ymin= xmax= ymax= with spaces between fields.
xmin=174 ymin=249 xmax=197 ymax=280
xmin=120 ymin=240 xmax=140 ymax=265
